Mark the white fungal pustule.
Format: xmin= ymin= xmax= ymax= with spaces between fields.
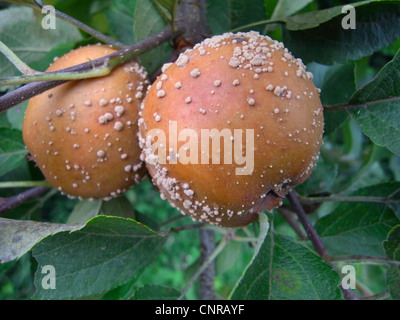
xmin=185 ymin=96 xmax=192 ymax=104
xmin=98 ymin=112 xmax=114 ymax=124
xmin=114 ymin=121 xmax=124 ymax=131
xmin=266 ymin=84 xmax=274 ymax=91
xmin=175 ymin=81 xmax=182 ymax=89
xmin=97 ymin=150 xmax=106 ymax=158
xmin=190 ymin=68 xmax=201 ymax=78
xmin=156 ymin=81 xmax=163 ymax=90
xmin=114 ymin=105 xmax=125 ymax=117
xmin=247 ymin=98 xmax=256 ymax=106
xmin=274 ymin=86 xmax=283 ymax=97
xmin=154 ymin=113 xmax=162 ymax=122
xmin=176 ymin=54 xmax=190 ymax=68
xmin=162 ymin=62 xmax=173 ymax=73
xmin=99 ymin=98 xmax=108 ymax=106
xmin=213 ymin=80 xmax=222 ymax=87
xmin=157 ymin=89 xmax=166 ymax=98
xmin=229 ymin=57 xmax=240 ymax=68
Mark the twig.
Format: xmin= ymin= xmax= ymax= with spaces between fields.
xmin=178 ymin=234 xmax=228 ymax=300
xmin=0 ymin=186 xmax=50 ymax=214
xmin=287 ymin=190 xmax=361 ymax=300
xmin=199 ymin=228 xmax=216 ymax=300
xmin=173 ymin=223 xmax=205 ymax=232
xmin=0 ymin=27 xmax=183 ymax=113
xmin=0 ymin=181 xmax=51 ymax=188
xmin=231 ymin=236 xmax=259 ymax=242
xmin=0 ymin=63 xmax=111 ymax=86
xmin=155 ymin=214 xmax=185 ymax=229
xmin=277 ymin=207 xmax=307 ymax=240
xmin=287 ymin=191 xmax=329 ymax=258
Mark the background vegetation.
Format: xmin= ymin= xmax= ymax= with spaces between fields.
xmin=0 ymin=0 xmax=399 ymax=300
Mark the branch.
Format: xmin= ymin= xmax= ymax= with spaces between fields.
xmin=0 ymin=63 xmax=111 ymax=86
xmin=0 ymin=186 xmax=50 ymax=214
xmin=0 ymin=27 xmax=182 ymax=114
xmin=155 ymin=214 xmax=185 ymax=230
xmin=0 ymin=181 xmax=51 ymax=188
xmin=277 ymin=207 xmax=307 ymax=240
xmin=178 ymin=234 xmax=228 ymax=300
xmin=287 ymin=190 xmax=361 ymax=300
xmin=199 ymin=228 xmax=216 ymax=300
xmin=172 ymin=223 xmax=205 ymax=232
xmin=287 ymin=191 xmax=329 ymax=258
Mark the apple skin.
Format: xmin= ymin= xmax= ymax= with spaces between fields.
xmin=139 ymin=31 xmax=324 ymax=227
xmin=23 ymin=44 xmax=149 ymax=199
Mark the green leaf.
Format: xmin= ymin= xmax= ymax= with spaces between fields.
xmin=0 ymin=127 xmax=28 ymax=178
xmin=67 ymin=196 xmax=136 ymax=224
xmin=317 ymin=63 xmax=356 ymax=134
xmin=207 ymin=0 xmax=231 ymax=35
xmin=101 ymin=277 xmax=137 ymax=300
xmin=384 ymin=225 xmax=400 ymax=261
xmin=100 ymin=195 xmax=136 ymax=219
xmin=0 ymin=0 xmax=38 ymax=9
xmin=131 ymin=285 xmax=180 ymax=300
xmin=216 ymin=239 xmax=243 ymax=275
xmin=347 ymin=49 xmax=400 ymax=156
xmin=6 ymin=101 xmax=27 ymax=131
xmin=282 ymin=1 xmax=400 ymax=64
xmin=0 ymin=7 xmax=82 ymax=78
xmin=32 ymin=215 xmax=166 ymax=299
xmin=295 ymin=156 xmax=338 ymax=196
xmin=316 ymin=182 xmax=400 ymax=256
xmin=333 ymin=144 xmax=390 ymax=194
xmin=231 ymin=0 xmax=267 ymax=32
xmin=284 ymin=1 xmax=358 ymax=31
xmin=384 ymin=225 xmax=400 ymax=299
xmin=270 ymin=0 xmax=313 ymax=20
xmin=156 ymin=0 xmax=176 ymax=14
xmin=230 ymin=220 xmax=342 ymax=300
xmin=0 ymin=218 xmax=83 ymax=263
xmin=104 ymin=0 xmax=137 ymax=45
xmin=66 ymin=199 xmax=102 ymax=224
xmin=133 ymin=0 xmax=172 ymax=74
xmin=386 ymin=265 xmax=400 ymax=300
xmin=29 ymin=42 xmax=77 ymax=72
